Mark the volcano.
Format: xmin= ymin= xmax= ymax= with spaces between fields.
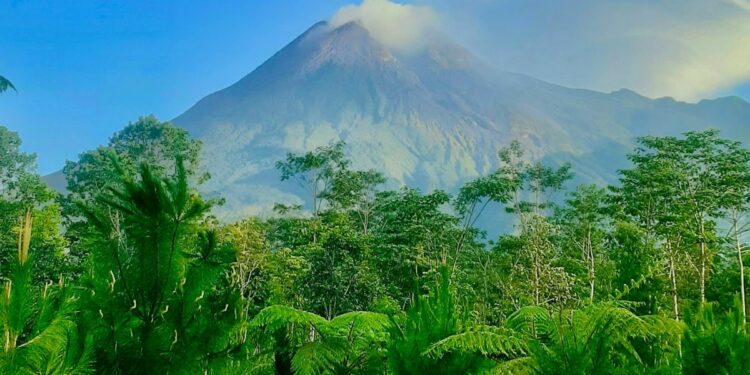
xmin=172 ymin=21 xmax=750 ymax=220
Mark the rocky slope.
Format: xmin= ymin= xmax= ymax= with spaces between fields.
xmin=172 ymin=21 xmax=750 ymax=220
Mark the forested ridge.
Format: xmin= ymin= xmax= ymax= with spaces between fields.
xmin=1 ymin=114 xmax=750 ymax=374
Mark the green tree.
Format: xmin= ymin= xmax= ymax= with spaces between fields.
xmin=1 ymin=209 xmax=94 ymax=374
xmin=298 ymin=212 xmax=382 ymax=320
xmin=63 ymin=115 xmax=203 ymax=204
xmin=79 ymin=157 xmax=246 ymax=374
xmin=62 ymin=115 xmax=204 ymax=273
xmin=369 ymin=188 xmax=460 ymax=305
xmin=388 ymin=267 xmax=499 ymax=374
xmin=555 ymin=184 xmax=611 ymax=304
xmin=0 ymin=126 xmax=66 ymax=282
xmin=614 ymin=131 xmax=750 ymax=318
xmin=614 ymin=137 xmax=691 ymax=320
xmin=222 ymin=218 xmax=274 ymax=345
xmin=250 ymin=305 xmax=391 ymax=375
xmin=492 ymin=141 xmax=574 ymax=307
xmin=325 ymin=169 xmax=386 ymax=235
xmin=276 ymin=141 xmax=348 ymax=216
xmin=715 ymin=138 xmax=750 ymax=326
xmin=682 ymin=301 xmax=750 ymax=374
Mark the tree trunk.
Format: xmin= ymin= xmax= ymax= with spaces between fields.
xmin=699 ymin=217 xmax=707 ymax=305
xmin=668 ymin=242 xmax=680 ymax=321
xmin=734 ymin=210 xmax=747 ymax=329
xmin=587 ymin=229 xmax=595 ymax=304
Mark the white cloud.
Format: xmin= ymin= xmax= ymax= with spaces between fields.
xmin=426 ymin=0 xmax=750 ymax=101
xmin=330 ymin=0 xmax=438 ymax=50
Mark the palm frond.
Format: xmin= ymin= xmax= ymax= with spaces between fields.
xmin=0 ymin=75 xmax=16 ymax=93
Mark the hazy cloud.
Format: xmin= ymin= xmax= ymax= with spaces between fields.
xmin=330 ymin=0 xmax=438 ymax=50
xmin=424 ymin=0 xmax=750 ymax=101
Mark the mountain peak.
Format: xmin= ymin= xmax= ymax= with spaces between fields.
xmin=173 ymin=20 xmax=750 ymax=221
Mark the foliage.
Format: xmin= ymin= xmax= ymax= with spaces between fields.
xmin=1 ymin=209 xmax=94 ymax=374
xmin=4 ymin=125 xmax=750 ymax=373
xmin=387 ymin=267 xmax=497 ymax=374
xmin=275 ymin=141 xmax=349 ymax=215
xmin=0 ymin=75 xmax=15 ymax=93
xmin=61 ymin=115 xmax=205 ymax=276
xmin=0 ymin=126 xmax=67 ymax=282
xmin=251 ymin=305 xmax=391 ymax=375
xmin=506 ymin=303 xmax=680 ymax=374
xmin=78 ymin=156 xmax=246 ymax=374
xmin=681 ymin=301 xmax=750 ymax=374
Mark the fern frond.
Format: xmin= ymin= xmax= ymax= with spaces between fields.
xmin=506 ymin=306 xmax=554 ymax=338
xmin=424 ymin=326 xmax=528 ymax=359
xmin=328 ymin=311 xmax=391 ymax=336
xmin=250 ymin=305 xmax=327 ymax=332
xmin=491 ymin=356 xmax=533 ymax=374
xmin=291 ymin=340 xmax=342 ymax=375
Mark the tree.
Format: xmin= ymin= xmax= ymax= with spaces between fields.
xmin=63 ymin=115 xmax=203 ymax=205
xmin=614 ymin=136 xmax=691 ymax=320
xmin=614 ymin=131 xmax=750 ymax=319
xmin=62 ymin=115 xmax=204 ymax=274
xmin=0 ymin=126 xmax=66 ymax=282
xmin=78 ymin=157 xmax=246 ymax=373
xmin=504 ymin=215 xmax=574 ymax=307
xmin=715 ymin=138 xmax=750 ymax=327
xmin=1 ymin=209 xmax=94 ymax=374
xmin=453 ymin=166 xmax=516 ymax=275
xmin=556 ymin=184 xmax=611 ymax=304
xmin=250 ymin=305 xmax=392 ymax=374
xmin=682 ymin=301 xmax=750 ymax=374
xmin=222 ymin=218 xmax=272 ymax=340
xmin=276 ymin=141 xmax=348 ymax=216
xmin=504 ymin=303 xmax=679 ymax=374
xmin=298 ymin=212 xmax=382 ymax=320
xmin=369 ymin=188 xmax=460 ymax=305
xmin=325 ymin=169 xmax=386 ymax=235
xmin=388 ymin=267 xmax=499 ymax=374
xmin=491 ymin=141 xmax=574 ymax=307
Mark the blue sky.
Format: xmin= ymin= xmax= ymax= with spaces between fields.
xmin=2 ymin=0 xmax=749 ymax=174
xmin=0 ymin=0 xmax=351 ymax=173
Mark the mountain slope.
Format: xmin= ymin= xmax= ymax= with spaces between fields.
xmin=173 ymin=21 xmax=750 ymax=220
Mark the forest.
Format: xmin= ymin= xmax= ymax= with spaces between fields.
xmin=1 ymin=112 xmax=750 ymax=374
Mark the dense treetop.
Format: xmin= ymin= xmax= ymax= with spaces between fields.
xmin=1 ymin=117 xmax=750 ymax=374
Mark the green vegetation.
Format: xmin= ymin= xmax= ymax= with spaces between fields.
xmin=0 ymin=75 xmax=15 ymax=94
xmin=1 ymin=116 xmax=750 ymax=374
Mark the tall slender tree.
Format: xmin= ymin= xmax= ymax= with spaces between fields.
xmin=556 ymin=184 xmax=610 ymax=304
xmin=276 ymin=141 xmax=348 ymax=216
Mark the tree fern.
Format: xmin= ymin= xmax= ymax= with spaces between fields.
xmin=388 ymin=266 xmax=496 ymax=374
xmin=250 ymin=305 xmax=391 ymax=374
xmin=423 ymin=326 xmax=528 ymax=359
xmin=506 ymin=303 xmax=679 ymax=374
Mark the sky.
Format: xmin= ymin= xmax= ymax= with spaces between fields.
xmin=1 ymin=0 xmax=749 ymax=174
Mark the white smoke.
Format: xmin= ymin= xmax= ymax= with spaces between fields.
xmin=330 ymin=0 xmax=438 ymax=50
